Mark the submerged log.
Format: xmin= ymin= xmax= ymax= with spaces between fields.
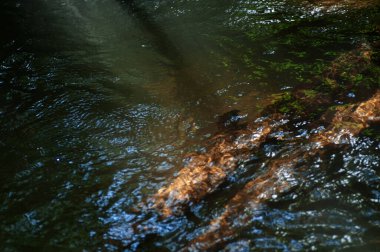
xmin=151 ymin=117 xmax=275 ymax=217
xmin=187 ymin=90 xmax=380 ymax=251
xmin=150 ymin=43 xmax=375 ymax=217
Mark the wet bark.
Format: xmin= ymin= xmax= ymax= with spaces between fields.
xmin=186 ymin=90 xmax=380 ymax=251
xmin=151 ymin=116 xmax=275 ymax=216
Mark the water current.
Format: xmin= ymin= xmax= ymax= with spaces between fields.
xmin=0 ymin=0 xmax=379 ymax=250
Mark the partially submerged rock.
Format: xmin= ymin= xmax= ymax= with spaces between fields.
xmin=187 ymin=90 xmax=380 ymax=251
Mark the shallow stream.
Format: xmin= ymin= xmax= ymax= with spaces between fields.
xmin=0 ymin=0 xmax=379 ymax=250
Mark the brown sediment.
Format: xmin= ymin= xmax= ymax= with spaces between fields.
xmin=187 ymin=91 xmax=380 ymax=251
xmin=150 ymin=43 xmax=375 ymax=217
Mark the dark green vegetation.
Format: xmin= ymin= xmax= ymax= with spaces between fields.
xmin=0 ymin=0 xmax=379 ymax=251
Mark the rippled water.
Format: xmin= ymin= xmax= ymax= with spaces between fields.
xmin=0 ymin=0 xmax=379 ymax=251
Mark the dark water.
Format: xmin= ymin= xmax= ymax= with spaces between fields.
xmin=0 ymin=0 xmax=379 ymax=251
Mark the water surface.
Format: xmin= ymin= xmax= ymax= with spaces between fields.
xmin=0 ymin=0 xmax=379 ymax=250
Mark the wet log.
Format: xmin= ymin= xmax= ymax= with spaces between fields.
xmin=150 ymin=43 xmax=375 ymax=217
xmin=151 ymin=117 xmax=275 ymax=217
xmin=187 ymin=90 xmax=380 ymax=251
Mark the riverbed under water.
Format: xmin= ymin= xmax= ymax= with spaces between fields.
xmin=0 ymin=0 xmax=379 ymax=251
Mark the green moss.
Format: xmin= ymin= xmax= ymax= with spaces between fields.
xmin=290 ymin=100 xmax=304 ymax=112
xmin=221 ymin=58 xmax=230 ymax=68
xmin=277 ymin=100 xmax=304 ymax=114
xmin=362 ymin=128 xmax=380 ymax=141
xmin=322 ymin=78 xmax=338 ymax=90
xmin=282 ymin=92 xmax=292 ymax=101
xmin=279 ymin=106 xmax=290 ymax=113
xmin=324 ymin=51 xmax=340 ymax=57
xmin=290 ymin=51 xmax=307 ymax=58
xmin=353 ymin=73 xmax=364 ymax=82
xmin=270 ymin=92 xmax=291 ymax=104
xmin=362 ymin=128 xmax=374 ymax=136
xmin=270 ymin=91 xmax=306 ymax=114
xmin=301 ymin=89 xmax=318 ymax=98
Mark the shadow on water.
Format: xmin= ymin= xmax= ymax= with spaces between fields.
xmin=117 ymin=0 xmax=236 ymax=112
xmin=120 ymin=0 xmax=187 ymax=69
